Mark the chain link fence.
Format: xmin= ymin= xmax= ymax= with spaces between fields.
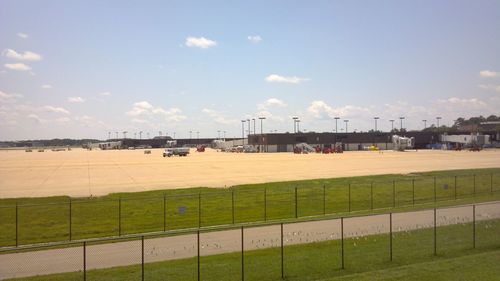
xmin=1 ymin=172 xmax=499 ymax=247
xmin=1 ymin=201 xmax=499 ymax=281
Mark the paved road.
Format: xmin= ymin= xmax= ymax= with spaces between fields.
xmin=1 ymin=202 xmax=499 ymax=280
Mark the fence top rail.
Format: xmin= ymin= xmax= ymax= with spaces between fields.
xmin=0 ymin=171 xmax=497 ymax=208
xmin=2 ymin=200 xmax=497 ymax=253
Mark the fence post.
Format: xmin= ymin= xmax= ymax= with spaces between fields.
xmin=392 ymin=180 xmax=396 ymax=208
xmin=241 ymin=226 xmax=244 ymax=281
xmin=370 ymin=182 xmax=374 ymax=210
xmin=348 ymin=183 xmax=351 ymax=213
xmin=197 ymin=230 xmax=200 ymax=281
xmin=295 ymin=187 xmax=298 ymax=218
xmin=15 ymin=202 xmax=18 ymax=247
xmin=118 ymin=197 xmax=122 ymax=236
xmin=163 ymin=194 xmax=166 ymax=232
xmin=412 ymin=179 xmax=415 ymax=205
xmin=83 ymin=241 xmax=86 ymax=281
xmin=389 ymin=213 xmax=393 ymax=261
xmin=141 ymin=236 xmax=145 ymax=281
xmin=341 ymin=217 xmax=344 ymax=269
xmin=69 ymin=198 xmax=72 ymax=241
xmin=232 ymin=190 xmax=235 ymax=224
xmin=473 ymin=205 xmax=476 ymax=249
xmin=433 ymin=208 xmax=437 ymax=256
xmin=323 ymin=185 xmax=326 ymax=215
xmin=264 ymin=187 xmax=267 ymax=221
xmin=281 ymin=223 xmax=284 ymax=279
xmin=198 ymin=193 xmax=202 ymax=228
xmin=454 ymin=176 xmax=457 ymax=200
xmin=433 ymin=177 xmax=436 ymax=204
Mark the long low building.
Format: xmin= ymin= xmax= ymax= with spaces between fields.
xmin=247 ymin=131 xmax=461 ymax=152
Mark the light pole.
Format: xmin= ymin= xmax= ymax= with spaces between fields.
xmin=374 ymin=117 xmax=380 ymax=132
xmin=344 ymin=119 xmax=349 ymax=133
xmin=399 ymin=117 xmax=405 ymax=132
xmin=139 ymin=131 xmax=142 ymax=140
xmin=123 ymin=131 xmax=127 ymax=139
xmin=422 ymin=119 xmax=427 ymax=130
xmin=292 ymin=117 xmax=298 ymax=133
xmin=389 ymin=120 xmax=395 ymax=132
xmin=252 ymin=118 xmax=256 ymax=136
xmin=241 ymin=120 xmax=245 ymax=144
xmin=436 ymin=117 xmax=442 ymax=133
xmin=259 ymin=117 xmax=266 ymax=152
xmin=246 ymin=119 xmax=251 ymax=140
xmin=296 ymin=119 xmax=301 ymax=133
xmin=334 ymin=117 xmax=340 ymax=133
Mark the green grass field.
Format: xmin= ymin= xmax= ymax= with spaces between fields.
xmin=5 ymin=215 xmax=500 ymax=281
xmin=1 ymin=168 xmax=499 ymax=247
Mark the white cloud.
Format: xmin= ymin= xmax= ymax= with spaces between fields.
xmin=435 ymin=97 xmax=487 ymax=108
xmin=202 ymin=108 xmax=238 ymax=125
xmin=3 ymin=49 xmax=42 ymax=61
xmin=43 ymin=105 xmax=70 ymax=114
xmin=99 ymin=92 xmax=111 ymax=96
xmin=0 ymin=90 xmax=24 ymax=102
xmin=307 ymin=100 xmax=370 ymax=119
xmin=41 ymin=84 xmax=52 ymax=89
xmin=17 ymin=33 xmax=28 ymax=39
xmin=478 ymin=84 xmax=500 ymax=93
xmin=265 ymin=74 xmax=309 ymax=84
xmin=68 ymin=97 xmax=85 ymax=103
xmin=27 ymin=114 xmax=46 ymax=124
xmin=127 ymin=101 xmax=186 ymax=122
xmin=247 ymin=35 xmax=262 ymax=43
xmin=185 ymin=37 xmax=217 ymax=49
xmin=479 ymin=70 xmax=499 ymax=78
xmin=258 ymin=98 xmax=287 ymax=110
xmin=4 ymin=63 xmax=32 ymax=71
xmin=255 ymin=110 xmax=285 ymax=123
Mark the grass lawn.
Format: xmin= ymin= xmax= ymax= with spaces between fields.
xmin=5 ymin=216 xmax=500 ymax=281
xmin=1 ymin=168 xmax=499 ymax=247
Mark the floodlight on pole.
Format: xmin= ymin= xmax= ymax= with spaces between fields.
xmin=292 ymin=117 xmax=299 ymax=133
xmin=241 ymin=120 xmax=246 ymax=145
xmin=334 ymin=117 xmax=340 ymax=133
xmin=436 ymin=117 xmax=442 ymax=133
xmin=399 ymin=117 xmax=405 ymax=132
xmin=247 ymin=119 xmax=251 ymax=139
xmin=252 ymin=118 xmax=256 ymax=135
xmin=389 ymin=120 xmax=395 ymax=132
xmin=123 ymin=131 xmax=127 ymax=139
xmin=139 ymin=131 xmax=143 ymax=139
xmin=422 ymin=119 xmax=427 ymax=129
xmin=344 ymin=119 xmax=349 ymax=133
xmin=296 ymin=119 xmax=301 ymax=133
xmin=374 ymin=117 xmax=380 ymax=132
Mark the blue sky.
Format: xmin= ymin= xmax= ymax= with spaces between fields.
xmin=1 ymin=0 xmax=499 ymax=140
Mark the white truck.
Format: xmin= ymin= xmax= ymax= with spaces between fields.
xmin=163 ymin=147 xmax=190 ymax=157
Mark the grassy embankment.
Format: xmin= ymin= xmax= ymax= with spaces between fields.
xmin=0 ymin=168 xmax=499 ymax=247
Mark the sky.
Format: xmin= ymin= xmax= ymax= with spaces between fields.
xmin=1 ymin=0 xmax=499 ymax=141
